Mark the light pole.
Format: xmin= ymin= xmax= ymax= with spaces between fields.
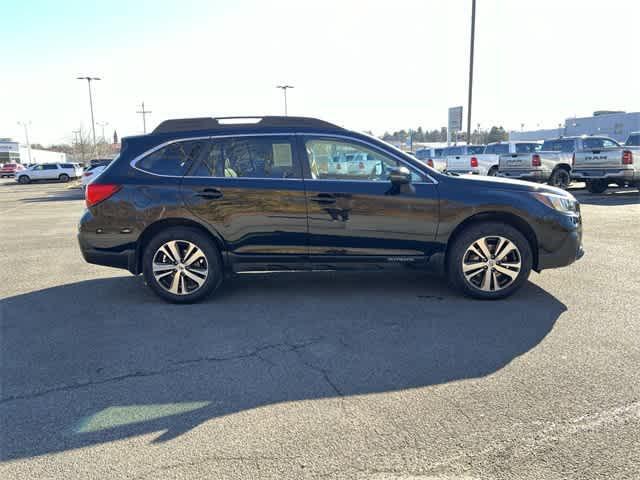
xmin=276 ymin=85 xmax=294 ymax=115
xmin=466 ymin=0 xmax=476 ymax=145
xmin=17 ymin=121 xmax=32 ymax=164
xmin=76 ymin=76 xmax=101 ymax=155
xmin=136 ymin=101 xmax=152 ymax=133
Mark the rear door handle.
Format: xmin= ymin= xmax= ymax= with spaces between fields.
xmin=310 ymin=193 xmax=336 ymax=205
xmin=196 ymin=188 xmax=223 ymax=200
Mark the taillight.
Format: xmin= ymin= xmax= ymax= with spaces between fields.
xmin=83 ymin=172 xmax=93 ymax=177
xmin=622 ymin=150 xmax=633 ymax=165
xmin=427 ymin=159 xmax=434 ymax=167
xmin=470 ymin=156 xmax=478 ymax=168
xmin=86 ymin=184 xmax=120 ymax=207
xmin=358 ymin=162 xmax=364 ymax=169
xmin=336 ymin=163 xmax=341 ymax=170
xmin=532 ymin=154 xmax=541 ymax=167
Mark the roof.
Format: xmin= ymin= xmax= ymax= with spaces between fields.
xmin=152 ymin=116 xmax=344 ymax=135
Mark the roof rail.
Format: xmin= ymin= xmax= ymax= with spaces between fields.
xmin=152 ymin=116 xmax=343 ymax=134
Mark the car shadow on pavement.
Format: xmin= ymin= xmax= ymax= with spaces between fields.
xmin=0 ymin=272 xmax=566 ymax=460
xmin=573 ymin=189 xmax=639 ymax=206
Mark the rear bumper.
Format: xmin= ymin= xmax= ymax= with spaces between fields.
xmin=572 ymin=168 xmax=637 ymax=181
xmin=447 ymin=169 xmax=479 ymax=175
xmin=78 ymin=233 xmax=137 ymax=273
xmin=498 ymin=169 xmax=549 ymax=182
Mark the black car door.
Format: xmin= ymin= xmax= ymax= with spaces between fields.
xmin=181 ymin=135 xmax=309 ymax=271
xmin=300 ymin=135 xmax=440 ymax=268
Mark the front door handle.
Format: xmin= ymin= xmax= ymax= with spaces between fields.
xmin=310 ymin=193 xmax=336 ymax=205
xmin=196 ymin=188 xmax=223 ymax=200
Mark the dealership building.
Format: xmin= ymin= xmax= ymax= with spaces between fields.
xmin=510 ymin=111 xmax=640 ymax=142
xmin=0 ymin=139 xmax=67 ymax=165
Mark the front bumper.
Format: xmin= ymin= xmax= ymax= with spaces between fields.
xmin=499 ymin=169 xmax=549 ymax=182
xmin=572 ymin=168 xmax=637 ymax=181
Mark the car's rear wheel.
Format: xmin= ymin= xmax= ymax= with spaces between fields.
xmin=18 ymin=175 xmax=30 ymax=184
xmin=447 ymin=222 xmax=533 ymax=300
xmin=586 ymin=179 xmax=608 ymax=194
xmin=59 ymin=174 xmax=70 ymax=182
xmin=549 ymin=168 xmax=571 ymax=189
xmin=142 ymin=227 xmax=222 ymax=303
xmin=487 ymin=166 xmax=498 ymax=176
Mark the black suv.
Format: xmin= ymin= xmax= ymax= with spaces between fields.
xmin=79 ymin=116 xmax=583 ymax=303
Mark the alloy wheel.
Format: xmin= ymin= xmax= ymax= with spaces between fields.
xmin=462 ymin=236 xmax=522 ymax=292
xmin=152 ymin=240 xmax=209 ymax=295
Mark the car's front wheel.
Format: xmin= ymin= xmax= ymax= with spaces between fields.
xmin=447 ymin=222 xmax=533 ymax=300
xmin=18 ymin=175 xmax=30 ymax=184
xmin=142 ymin=226 xmax=222 ymax=303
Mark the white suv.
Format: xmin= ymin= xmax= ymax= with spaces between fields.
xmin=16 ymin=163 xmax=83 ymax=184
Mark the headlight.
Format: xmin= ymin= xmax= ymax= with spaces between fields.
xmin=532 ymin=192 xmax=579 ymax=214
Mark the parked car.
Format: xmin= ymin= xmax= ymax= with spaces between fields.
xmin=443 ymin=145 xmax=486 ymax=173
xmin=15 ymin=163 xmax=83 ymax=184
xmin=415 ymin=147 xmax=446 ymax=171
xmin=498 ymin=136 xmax=599 ymax=188
xmin=1 ymin=163 xmax=25 ymax=178
xmin=572 ymin=135 xmax=640 ymax=193
xmin=81 ymin=164 xmax=109 ymax=189
xmin=448 ymin=142 xmax=541 ymax=176
xmin=79 ymin=116 xmax=583 ymax=303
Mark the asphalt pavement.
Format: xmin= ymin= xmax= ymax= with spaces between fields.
xmin=0 ymin=178 xmax=639 ymax=479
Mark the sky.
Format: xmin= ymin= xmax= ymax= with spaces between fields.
xmin=1 ymin=0 xmax=638 ymax=145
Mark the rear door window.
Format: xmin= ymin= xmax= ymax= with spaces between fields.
xmin=137 ymin=140 xmax=208 ymax=176
xmin=43 ymin=164 xmax=58 ymax=170
xmin=188 ymin=136 xmax=299 ymax=179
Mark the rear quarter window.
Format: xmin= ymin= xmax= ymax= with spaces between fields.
xmin=136 ymin=140 xmax=208 ymax=176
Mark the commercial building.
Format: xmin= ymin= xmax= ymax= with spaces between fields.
xmin=510 ymin=111 xmax=640 ymax=142
xmin=0 ymin=139 xmax=67 ymax=164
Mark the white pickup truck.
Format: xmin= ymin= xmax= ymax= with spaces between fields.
xmin=572 ymin=133 xmax=640 ymax=193
xmin=498 ymin=136 xmax=593 ymax=188
xmin=446 ymin=141 xmax=541 ymax=176
xmin=415 ymin=147 xmax=446 ymax=171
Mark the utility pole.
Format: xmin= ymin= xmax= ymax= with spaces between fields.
xmin=137 ymin=101 xmax=152 ymax=133
xmin=466 ymin=0 xmax=476 ymax=145
xmin=76 ymin=76 xmax=101 ymax=156
xmin=276 ymin=85 xmax=294 ymax=115
xmin=17 ymin=121 xmax=32 ymax=164
xmin=97 ymin=121 xmax=109 ymax=141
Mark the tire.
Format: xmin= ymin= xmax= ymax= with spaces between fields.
xmin=487 ymin=166 xmax=498 ymax=177
xmin=447 ymin=222 xmax=533 ymax=300
xmin=59 ymin=174 xmax=70 ymax=183
xmin=142 ymin=226 xmax=222 ymax=303
xmin=586 ymin=179 xmax=608 ymax=194
xmin=18 ymin=175 xmax=30 ymax=184
xmin=549 ymin=168 xmax=571 ymax=189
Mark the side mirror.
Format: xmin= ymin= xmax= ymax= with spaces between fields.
xmin=388 ymin=166 xmax=412 ymax=185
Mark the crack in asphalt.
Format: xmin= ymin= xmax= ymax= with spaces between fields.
xmin=0 ymin=338 xmax=325 ymax=405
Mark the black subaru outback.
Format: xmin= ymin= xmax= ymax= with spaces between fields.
xmin=79 ymin=116 xmax=583 ymax=303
